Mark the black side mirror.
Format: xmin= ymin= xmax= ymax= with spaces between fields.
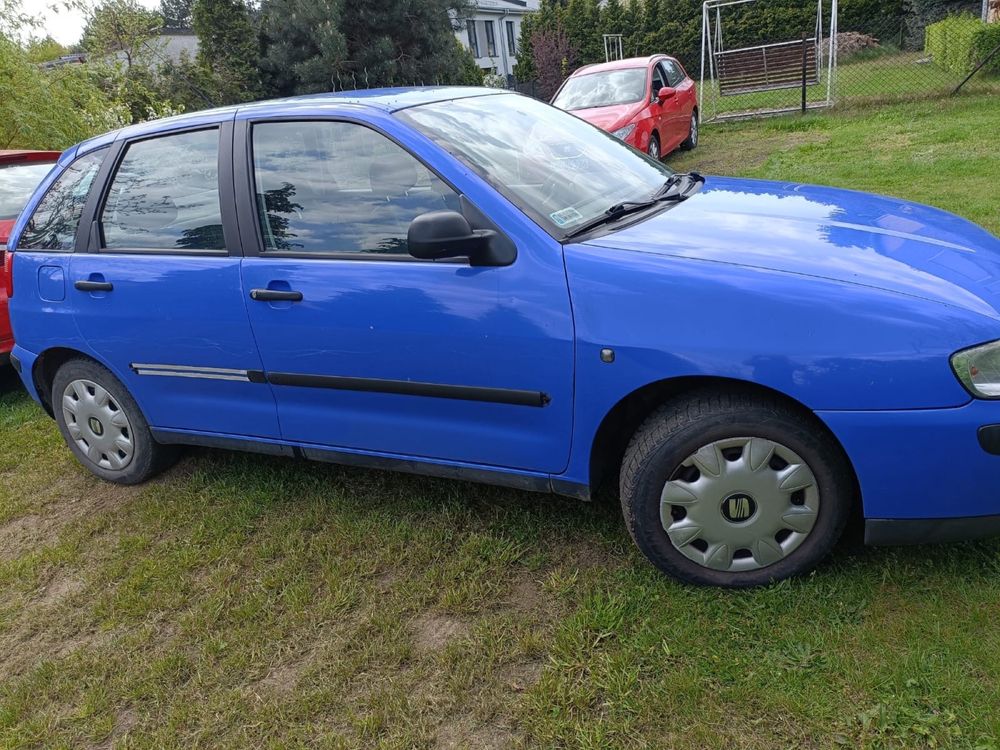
xmin=408 ymin=210 xmax=510 ymax=266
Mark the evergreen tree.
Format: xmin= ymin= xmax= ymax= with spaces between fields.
xmin=160 ymin=0 xmax=195 ymax=29
xmin=192 ymin=0 xmax=260 ymax=103
xmin=259 ymin=0 xmax=475 ymax=94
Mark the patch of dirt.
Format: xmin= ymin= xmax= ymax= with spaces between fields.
xmin=502 ymin=661 xmax=543 ymax=693
xmin=672 ymin=130 xmax=830 ymax=174
xmin=504 ymin=576 xmax=546 ymax=614
xmin=0 ymin=477 xmax=136 ymax=561
xmin=412 ymin=613 xmax=469 ymax=653
xmin=92 ymin=707 xmax=138 ymax=750
xmin=36 ymin=571 xmax=85 ymax=607
xmin=254 ymin=649 xmax=318 ymax=694
xmin=434 ymin=717 xmax=519 ymax=750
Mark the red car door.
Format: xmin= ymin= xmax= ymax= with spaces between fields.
xmin=663 ymin=58 xmax=695 ymax=148
xmin=648 ymin=62 xmax=673 ymax=153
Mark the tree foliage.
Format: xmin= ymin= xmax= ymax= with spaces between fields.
xmin=192 ymin=0 xmax=259 ymax=103
xmin=258 ymin=0 xmax=477 ymax=95
xmin=82 ymin=0 xmax=163 ymax=69
xmin=0 ymin=35 xmax=129 ymax=148
xmin=160 ymin=0 xmax=195 ymax=29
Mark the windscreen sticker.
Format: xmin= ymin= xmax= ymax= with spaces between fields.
xmin=549 ymin=206 xmax=584 ymax=227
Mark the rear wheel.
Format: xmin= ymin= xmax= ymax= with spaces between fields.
xmin=681 ymin=112 xmax=699 ymax=150
xmin=52 ymin=359 xmax=178 ymax=485
xmin=620 ymin=389 xmax=853 ymax=587
xmin=647 ymin=132 xmax=661 ymax=160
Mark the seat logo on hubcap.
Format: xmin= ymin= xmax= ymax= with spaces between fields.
xmin=722 ymin=493 xmax=757 ymax=522
xmin=88 ymin=417 xmax=104 ymax=436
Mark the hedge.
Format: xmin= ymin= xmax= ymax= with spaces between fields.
xmin=926 ymin=13 xmax=1000 ymax=75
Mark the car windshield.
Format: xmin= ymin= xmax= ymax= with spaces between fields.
xmin=398 ymin=94 xmax=674 ymax=237
xmin=552 ymin=68 xmax=648 ymax=111
xmin=0 ymin=161 xmax=55 ymax=221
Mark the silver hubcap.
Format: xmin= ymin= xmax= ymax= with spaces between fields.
xmin=649 ymin=138 xmax=659 ymax=159
xmin=62 ymin=379 xmax=134 ymax=471
xmin=690 ymin=116 xmax=698 ymax=145
xmin=660 ymin=437 xmax=819 ymax=572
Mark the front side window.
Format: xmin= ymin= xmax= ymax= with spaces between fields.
xmin=467 ymin=20 xmax=479 ymax=57
xmin=18 ymin=148 xmax=107 ymax=251
xmin=484 ymin=20 xmax=497 ymax=57
xmin=652 ymin=64 xmax=667 ymax=93
xmin=251 ymin=120 xmax=460 ymax=256
xmin=399 ymin=94 xmax=674 ymax=237
xmin=506 ymin=20 xmax=517 ymax=56
xmin=551 ymin=68 xmax=648 ymax=111
xmin=101 ymin=128 xmax=224 ymax=252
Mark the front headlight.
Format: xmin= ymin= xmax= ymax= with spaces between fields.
xmin=611 ymin=124 xmax=636 ymax=140
xmin=951 ymin=340 xmax=1000 ymax=398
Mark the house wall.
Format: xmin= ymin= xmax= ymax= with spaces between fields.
xmin=454 ymin=1 xmax=539 ymax=79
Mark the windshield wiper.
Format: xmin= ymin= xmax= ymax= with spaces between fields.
xmin=562 ymin=172 xmax=704 ymax=241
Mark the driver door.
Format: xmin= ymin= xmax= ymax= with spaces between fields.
xmin=237 ymin=117 xmax=575 ymax=474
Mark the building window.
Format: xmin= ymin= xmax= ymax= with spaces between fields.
xmin=484 ymin=20 xmax=497 ymax=57
xmin=466 ymin=20 xmax=479 ymax=58
xmin=506 ymin=20 xmax=517 ymax=56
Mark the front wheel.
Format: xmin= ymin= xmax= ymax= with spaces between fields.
xmin=681 ymin=112 xmax=698 ymax=150
xmin=647 ymin=132 xmax=660 ymax=160
xmin=620 ymin=390 xmax=853 ymax=587
xmin=52 ymin=358 xmax=179 ymax=485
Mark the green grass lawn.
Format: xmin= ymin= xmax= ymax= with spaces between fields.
xmin=2 ymin=93 xmax=1000 ymax=749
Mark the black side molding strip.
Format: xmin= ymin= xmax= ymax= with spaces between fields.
xmin=266 ymin=371 xmax=550 ymax=407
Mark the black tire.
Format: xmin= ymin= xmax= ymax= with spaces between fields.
xmin=620 ymin=389 xmax=853 ymax=587
xmin=52 ymin=358 xmax=179 ymax=485
xmin=647 ymin=132 xmax=661 ymax=160
xmin=680 ymin=112 xmax=698 ymax=150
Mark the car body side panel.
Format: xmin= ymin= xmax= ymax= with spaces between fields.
xmin=556 ymin=242 xmax=998 ymax=491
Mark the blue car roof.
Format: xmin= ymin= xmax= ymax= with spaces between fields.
xmin=75 ymin=87 xmax=506 ymax=152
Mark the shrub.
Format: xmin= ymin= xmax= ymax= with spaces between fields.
xmin=925 ymin=13 xmax=1000 ymax=75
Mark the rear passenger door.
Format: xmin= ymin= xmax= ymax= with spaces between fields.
xmin=68 ymin=120 xmax=281 ymax=439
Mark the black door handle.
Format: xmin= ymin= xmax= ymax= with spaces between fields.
xmin=250 ymin=289 xmax=303 ymax=302
xmin=75 ymin=280 xmax=113 ymax=292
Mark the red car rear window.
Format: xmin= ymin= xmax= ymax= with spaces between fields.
xmin=0 ymin=161 xmax=56 ymax=221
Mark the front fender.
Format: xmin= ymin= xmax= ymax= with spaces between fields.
xmin=558 ymin=244 xmax=994 ymax=486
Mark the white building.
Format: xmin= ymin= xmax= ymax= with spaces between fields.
xmin=456 ymin=0 xmax=540 ymax=80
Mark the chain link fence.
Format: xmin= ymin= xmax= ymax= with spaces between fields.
xmin=701 ymin=4 xmax=1000 ymax=121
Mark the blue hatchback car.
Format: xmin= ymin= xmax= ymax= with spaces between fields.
xmin=8 ymin=88 xmax=1000 ymax=586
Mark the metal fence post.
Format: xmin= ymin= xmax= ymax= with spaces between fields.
xmin=801 ymin=32 xmax=808 ymax=113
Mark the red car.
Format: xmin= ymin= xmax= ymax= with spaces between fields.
xmin=1 ymin=150 xmax=60 ymax=363
xmin=551 ymin=55 xmax=698 ymax=159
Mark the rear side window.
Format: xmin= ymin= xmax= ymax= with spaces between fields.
xmin=0 ymin=161 xmax=56 ymax=221
xmin=18 ymin=148 xmax=107 ymax=251
xmin=101 ymin=128 xmax=225 ymax=252
xmin=251 ymin=120 xmax=460 ymax=255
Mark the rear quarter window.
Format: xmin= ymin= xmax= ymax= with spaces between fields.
xmin=0 ymin=161 xmax=56 ymax=221
xmin=18 ymin=148 xmax=108 ymax=251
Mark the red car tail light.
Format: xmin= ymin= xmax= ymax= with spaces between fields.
xmin=3 ymin=248 xmax=12 ymax=298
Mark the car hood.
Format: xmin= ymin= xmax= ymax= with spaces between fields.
xmin=570 ymin=102 xmax=641 ymax=132
xmin=582 ymin=176 xmax=1000 ymax=320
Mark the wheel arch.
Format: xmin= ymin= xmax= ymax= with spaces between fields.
xmin=32 ymin=347 xmax=106 ymax=417
xmin=587 ymin=375 xmax=860 ymax=500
